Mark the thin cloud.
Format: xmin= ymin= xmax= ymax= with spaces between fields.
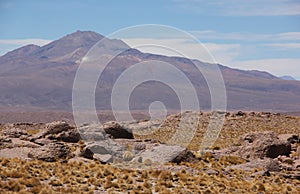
xmin=190 ymin=31 xmax=300 ymax=42
xmin=231 ymin=58 xmax=300 ymax=78
xmin=122 ymin=38 xmax=240 ymax=64
xmin=263 ymin=43 xmax=300 ymax=50
xmin=0 ymin=39 xmax=51 ymax=46
xmin=174 ymin=0 xmax=300 ymax=16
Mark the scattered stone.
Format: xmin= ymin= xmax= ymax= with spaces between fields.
xmin=134 ymin=143 xmax=146 ymax=151
xmin=226 ymin=158 xmax=281 ymax=172
xmin=206 ymin=169 xmax=219 ymax=175
xmin=1 ymin=128 xmax=28 ymax=138
xmin=236 ymin=111 xmax=246 ymax=116
xmin=251 ymin=171 xmax=271 ymax=177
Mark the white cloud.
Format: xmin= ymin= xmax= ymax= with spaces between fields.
xmin=122 ymin=38 xmax=240 ymax=64
xmin=123 ymin=36 xmax=300 ymax=79
xmin=190 ymin=31 xmax=300 ymax=42
xmin=0 ymin=39 xmax=52 ymax=56
xmin=231 ymin=58 xmax=300 ymax=78
xmin=174 ymin=0 xmax=300 ymax=16
xmin=0 ymin=39 xmax=51 ymax=46
xmin=263 ymin=43 xmax=300 ymax=50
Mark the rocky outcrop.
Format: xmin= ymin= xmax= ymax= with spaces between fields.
xmin=28 ymin=142 xmax=71 ymax=162
xmin=1 ymin=127 xmax=28 ymax=138
xmin=31 ymin=121 xmax=80 ymax=143
xmin=103 ymin=121 xmax=134 ymax=139
xmin=233 ymin=131 xmax=291 ymax=159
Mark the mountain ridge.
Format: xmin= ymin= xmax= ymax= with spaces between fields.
xmin=0 ymin=30 xmax=299 ymax=112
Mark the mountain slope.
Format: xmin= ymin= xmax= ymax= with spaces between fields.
xmin=0 ymin=30 xmax=300 ymax=112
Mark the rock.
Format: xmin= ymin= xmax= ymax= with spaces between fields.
xmin=296 ymin=146 xmax=300 ymax=159
xmin=31 ymin=121 xmax=80 ymax=143
xmin=28 ymin=142 xmax=71 ymax=162
xmin=226 ymin=158 xmax=281 ymax=172
xmin=206 ymin=169 xmax=219 ymax=175
xmin=172 ymin=149 xmax=199 ymax=164
xmin=11 ymin=138 xmax=40 ymax=148
xmin=1 ymin=128 xmax=28 ymax=138
xmin=234 ymin=131 xmax=291 ymax=159
xmin=294 ymin=159 xmax=300 ymax=168
xmin=86 ymin=142 xmax=110 ymax=155
xmin=55 ymin=128 xmax=81 ymax=142
xmin=251 ymin=171 xmax=271 ymax=177
xmin=103 ymin=121 xmax=133 ymax=139
xmin=236 ymin=111 xmax=246 ymax=116
xmin=93 ymin=154 xmax=113 ymax=163
xmin=81 ymin=132 xmax=105 ymax=142
xmin=120 ymin=120 xmax=162 ymax=135
xmin=78 ymin=124 xmax=106 ymax=141
xmin=0 ymin=136 xmax=12 ymax=144
xmin=45 ymin=121 xmax=74 ymax=135
xmin=79 ymin=147 xmax=94 ymax=159
xmin=133 ymin=143 xmax=146 ymax=151
xmin=278 ymin=134 xmax=299 ymax=144
xmin=34 ymin=138 xmax=53 ymax=146
xmin=137 ymin=144 xmax=197 ymax=164
xmin=80 ymin=139 xmax=126 ymax=161
xmin=0 ymin=147 xmax=33 ymax=159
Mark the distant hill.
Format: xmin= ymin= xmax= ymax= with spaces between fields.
xmin=280 ymin=75 xmax=296 ymax=81
xmin=0 ymin=30 xmax=300 ymax=112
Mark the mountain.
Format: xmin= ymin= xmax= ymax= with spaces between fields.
xmin=280 ymin=75 xmax=296 ymax=81
xmin=0 ymin=30 xmax=300 ymax=112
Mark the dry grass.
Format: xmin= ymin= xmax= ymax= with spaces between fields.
xmin=0 ymin=112 xmax=300 ymax=193
xmin=0 ymin=156 xmax=299 ymax=193
xmin=135 ymin=112 xmax=300 ymax=150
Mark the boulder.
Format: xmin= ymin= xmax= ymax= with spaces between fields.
xmin=45 ymin=121 xmax=74 ymax=135
xmin=80 ymin=139 xmax=126 ymax=162
xmin=137 ymin=144 xmax=197 ymax=164
xmin=234 ymin=131 xmax=291 ymax=159
xmin=31 ymin=121 xmax=80 ymax=143
xmin=94 ymin=154 xmax=113 ymax=163
xmin=28 ymin=142 xmax=71 ymax=162
xmin=55 ymin=128 xmax=81 ymax=143
xmin=103 ymin=121 xmax=133 ymax=139
xmin=78 ymin=124 xmax=104 ymax=141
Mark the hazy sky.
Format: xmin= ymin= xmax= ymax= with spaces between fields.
xmin=0 ymin=0 xmax=299 ymax=79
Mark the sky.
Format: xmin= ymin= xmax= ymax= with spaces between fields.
xmin=0 ymin=0 xmax=299 ymax=79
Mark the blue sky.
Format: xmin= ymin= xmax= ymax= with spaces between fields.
xmin=0 ymin=0 xmax=299 ymax=79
